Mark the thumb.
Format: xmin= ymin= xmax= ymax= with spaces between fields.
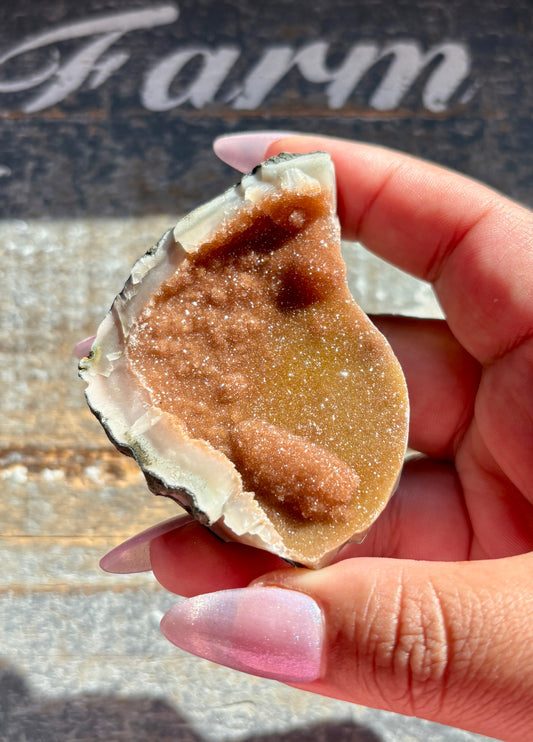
xmin=160 ymin=553 xmax=533 ymax=741
xmin=256 ymin=555 xmax=533 ymax=741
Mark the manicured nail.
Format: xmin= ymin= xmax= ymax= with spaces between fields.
xmin=73 ymin=335 xmax=96 ymax=359
xmin=161 ymin=586 xmax=324 ymax=683
xmin=100 ymin=515 xmax=193 ymax=573
xmin=213 ymin=131 xmax=296 ymax=173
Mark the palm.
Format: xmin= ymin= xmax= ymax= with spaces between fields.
xmin=457 ymin=344 xmax=533 ymax=558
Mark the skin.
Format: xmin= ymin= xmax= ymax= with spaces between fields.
xmin=149 ymin=136 xmax=533 ymax=741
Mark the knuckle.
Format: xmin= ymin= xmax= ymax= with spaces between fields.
xmin=366 ymin=572 xmax=451 ymax=717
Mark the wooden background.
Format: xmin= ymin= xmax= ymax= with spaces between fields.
xmin=1 ymin=0 xmax=531 ymax=739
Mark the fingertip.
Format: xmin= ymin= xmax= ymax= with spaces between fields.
xmin=150 ymin=521 xmax=286 ymax=597
xmin=73 ymin=335 xmax=96 ymax=359
xmin=99 ymin=515 xmax=193 ymax=574
xmin=213 ymin=131 xmax=295 ymax=172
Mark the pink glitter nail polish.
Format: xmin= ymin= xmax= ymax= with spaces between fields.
xmin=213 ymin=131 xmax=295 ymax=173
xmin=73 ymin=335 xmax=96 ymax=359
xmin=100 ymin=515 xmax=193 ymax=573
xmin=161 ymin=586 xmax=324 ymax=683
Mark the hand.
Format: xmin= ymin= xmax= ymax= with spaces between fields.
xmin=101 ymin=134 xmax=533 ymax=742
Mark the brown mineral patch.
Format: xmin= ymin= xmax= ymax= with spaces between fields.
xmin=126 ymin=184 xmax=408 ymax=544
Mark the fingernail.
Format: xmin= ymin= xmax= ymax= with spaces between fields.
xmin=161 ymin=586 xmax=324 ymax=683
xmin=100 ymin=515 xmax=193 ymax=573
xmin=73 ymin=335 xmax=96 ymax=359
xmin=213 ymin=131 xmax=296 ymax=173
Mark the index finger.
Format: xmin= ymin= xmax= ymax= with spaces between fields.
xmin=266 ymin=136 xmax=533 ymax=364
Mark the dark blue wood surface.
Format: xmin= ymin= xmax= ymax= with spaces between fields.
xmin=1 ymin=0 xmax=532 ymax=217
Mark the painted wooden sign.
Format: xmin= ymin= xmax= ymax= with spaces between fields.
xmin=1 ymin=0 xmax=532 ymax=214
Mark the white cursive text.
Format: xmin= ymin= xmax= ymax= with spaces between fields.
xmin=0 ymin=4 xmax=475 ymax=114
